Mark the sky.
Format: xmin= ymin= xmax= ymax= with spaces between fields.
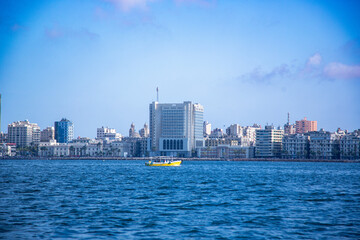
xmin=0 ymin=0 xmax=359 ymax=138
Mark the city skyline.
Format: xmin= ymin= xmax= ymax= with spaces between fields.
xmin=1 ymin=0 xmax=360 ymax=138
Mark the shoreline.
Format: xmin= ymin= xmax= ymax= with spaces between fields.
xmin=1 ymin=156 xmax=359 ymax=163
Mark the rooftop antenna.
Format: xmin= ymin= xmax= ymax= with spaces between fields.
xmin=156 ymin=87 xmax=159 ymax=102
xmin=287 ymin=112 xmax=290 ymax=124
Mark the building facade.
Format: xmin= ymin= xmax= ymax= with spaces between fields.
xmin=295 ymin=117 xmax=317 ymax=134
xmin=308 ymin=129 xmax=339 ymax=159
xmin=54 ymin=118 xmax=74 ymax=143
xmin=339 ymin=130 xmax=360 ymax=160
xmin=8 ymin=120 xmax=40 ymax=147
xmin=255 ymin=126 xmax=284 ymax=158
xmin=149 ymin=101 xmax=204 ymax=157
xmin=40 ymin=127 xmax=55 ymax=142
xmin=282 ymin=134 xmax=309 ymax=159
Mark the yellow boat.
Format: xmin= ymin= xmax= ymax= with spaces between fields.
xmin=145 ymin=158 xmax=182 ymax=166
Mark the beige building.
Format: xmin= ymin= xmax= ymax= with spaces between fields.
xmin=40 ymin=127 xmax=55 ymax=142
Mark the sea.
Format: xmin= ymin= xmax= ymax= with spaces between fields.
xmin=0 ymin=160 xmax=359 ymax=239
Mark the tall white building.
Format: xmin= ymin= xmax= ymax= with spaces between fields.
xmin=255 ymin=126 xmax=284 ymax=158
xmin=149 ymin=101 xmax=204 ymax=157
xmin=8 ymin=120 xmax=40 ymax=147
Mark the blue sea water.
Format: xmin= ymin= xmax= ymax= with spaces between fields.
xmin=0 ymin=160 xmax=360 ymax=239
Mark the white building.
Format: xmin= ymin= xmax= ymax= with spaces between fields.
xmin=149 ymin=101 xmax=204 ymax=157
xmin=227 ymin=124 xmax=243 ymax=138
xmin=97 ymin=126 xmax=122 ymax=140
xmin=203 ymin=121 xmax=211 ymax=137
xmin=8 ymin=120 xmax=40 ymax=147
xmin=255 ymin=126 xmax=284 ymax=158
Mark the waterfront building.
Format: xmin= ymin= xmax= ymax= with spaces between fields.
xmin=282 ymin=134 xmax=309 ymax=159
xmin=226 ymin=124 xmax=243 ymax=138
xmin=210 ymin=128 xmax=225 ymax=138
xmin=54 ymin=118 xmax=74 ymax=143
xmin=339 ymin=130 xmax=360 ymax=160
xmin=255 ymin=126 xmax=284 ymax=158
xmin=243 ymin=124 xmax=261 ymax=146
xmin=199 ymin=145 xmax=255 ymax=159
xmin=149 ymin=101 xmax=204 ymax=157
xmin=8 ymin=120 xmax=40 ymax=147
xmin=295 ymin=117 xmax=317 ymax=134
xmin=40 ymin=127 xmax=55 ymax=142
xmin=129 ymin=123 xmax=140 ymax=138
xmin=0 ymin=132 xmax=7 ymax=143
xmin=203 ymin=121 xmax=211 ymax=137
xmin=308 ymin=129 xmax=339 ymax=160
xmin=139 ymin=123 xmax=149 ymax=138
xmin=97 ymin=126 xmax=122 ymax=140
xmin=205 ymin=138 xmax=239 ymax=147
xmin=0 ymin=143 xmax=16 ymax=157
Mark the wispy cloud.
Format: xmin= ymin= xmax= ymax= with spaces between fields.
xmin=103 ymin=0 xmax=153 ymax=12
xmin=239 ymin=64 xmax=293 ymax=84
xmin=239 ymin=53 xmax=360 ymax=84
xmin=174 ymin=0 xmax=215 ymax=7
xmin=323 ymin=62 xmax=360 ymax=80
xmin=45 ymin=27 xmax=99 ymax=40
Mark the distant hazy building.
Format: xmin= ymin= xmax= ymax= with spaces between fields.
xmin=139 ymin=123 xmax=149 ymax=138
xmin=97 ymin=126 xmax=122 ymax=140
xmin=8 ymin=120 xmax=40 ymax=147
xmin=54 ymin=118 xmax=74 ymax=143
xmin=210 ymin=128 xmax=225 ymax=138
xmin=40 ymin=127 xmax=55 ymax=142
xmin=295 ymin=117 xmax=317 ymax=134
xmin=0 ymin=132 xmax=7 ymax=143
xmin=149 ymin=101 xmax=204 ymax=157
xmin=255 ymin=126 xmax=284 ymax=158
xmin=129 ymin=123 xmax=140 ymax=138
xmin=227 ymin=124 xmax=243 ymax=138
xmin=203 ymin=121 xmax=211 ymax=137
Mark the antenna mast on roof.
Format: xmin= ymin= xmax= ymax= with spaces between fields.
xmin=156 ymin=87 xmax=159 ymax=102
xmin=287 ymin=112 xmax=290 ymax=124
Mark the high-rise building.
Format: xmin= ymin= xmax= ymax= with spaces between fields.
xmin=40 ymin=127 xmax=55 ymax=142
xmin=54 ymin=118 xmax=74 ymax=143
xmin=295 ymin=117 xmax=317 ymax=134
xmin=8 ymin=120 xmax=40 ymax=147
xmin=255 ymin=126 xmax=284 ymax=158
xmin=203 ymin=121 xmax=211 ymax=137
xmin=149 ymin=101 xmax=204 ymax=157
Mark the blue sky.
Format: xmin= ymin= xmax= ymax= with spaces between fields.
xmin=0 ymin=0 xmax=359 ymax=138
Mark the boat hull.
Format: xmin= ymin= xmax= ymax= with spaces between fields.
xmin=145 ymin=160 xmax=182 ymax=167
